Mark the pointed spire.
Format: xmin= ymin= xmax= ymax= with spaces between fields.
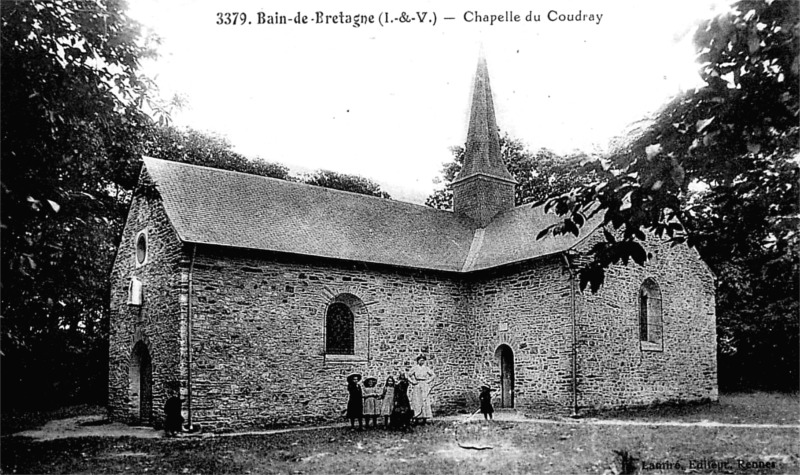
xmin=453 ymin=55 xmax=516 ymax=184
xmin=451 ymin=54 xmax=517 ymax=227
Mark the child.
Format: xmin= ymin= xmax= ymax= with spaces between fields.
xmin=362 ymin=377 xmax=380 ymax=428
xmin=391 ymin=374 xmax=412 ymax=431
xmin=479 ymin=385 xmax=494 ymax=421
xmin=163 ymin=396 xmax=184 ymax=437
xmin=379 ymin=376 xmax=396 ymax=428
xmin=346 ymin=373 xmax=363 ymax=429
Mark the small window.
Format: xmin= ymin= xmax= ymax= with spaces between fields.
xmin=135 ymin=231 xmax=148 ymax=266
xmin=639 ymin=278 xmax=663 ymax=349
xmin=326 ymin=302 xmax=354 ymax=355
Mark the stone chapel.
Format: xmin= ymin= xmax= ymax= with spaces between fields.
xmin=108 ymin=57 xmax=718 ymax=431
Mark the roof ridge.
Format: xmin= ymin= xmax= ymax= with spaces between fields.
xmin=461 ymin=228 xmax=486 ymax=272
xmin=142 ymin=156 xmax=454 ymax=216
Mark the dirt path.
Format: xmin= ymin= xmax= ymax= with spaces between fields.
xmin=573 ymin=418 xmax=799 ymax=429
xmin=11 ymin=415 xmax=162 ymax=441
xmin=8 ymin=415 xmax=358 ymax=441
xmin=9 ymin=412 xmax=799 ymax=442
xmin=521 ymin=417 xmax=800 ymax=429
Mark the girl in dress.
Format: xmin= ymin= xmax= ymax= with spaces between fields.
xmin=379 ymin=376 xmax=396 ymax=427
xmin=163 ymin=382 xmax=184 ymax=437
xmin=346 ymin=373 xmax=363 ymax=429
xmin=361 ymin=377 xmax=380 ymax=428
xmin=391 ymin=374 xmax=412 ymax=430
xmin=408 ymin=355 xmax=435 ymax=424
xmin=479 ymin=385 xmax=494 ymax=421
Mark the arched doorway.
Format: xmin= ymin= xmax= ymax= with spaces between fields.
xmin=129 ymin=341 xmax=153 ymax=425
xmin=495 ymin=344 xmax=514 ymax=408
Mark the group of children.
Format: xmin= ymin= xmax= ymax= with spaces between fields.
xmin=163 ymin=374 xmax=497 ymax=436
xmin=346 ymin=373 xmax=498 ymax=429
xmin=346 ymin=373 xmax=413 ymax=430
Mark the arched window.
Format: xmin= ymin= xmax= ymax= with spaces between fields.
xmin=326 ymin=302 xmax=354 ymax=355
xmin=639 ymin=278 xmax=663 ymax=348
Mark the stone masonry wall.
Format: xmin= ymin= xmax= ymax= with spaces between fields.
xmin=187 ymin=248 xmax=476 ymax=431
xmin=574 ymin=230 xmax=718 ymax=409
xmin=453 ymin=176 xmax=515 ymax=227
xmin=109 ymin=191 xmax=718 ymax=429
xmin=108 ymin=178 xmax=184 ymax=426
xmin=467 ymin=256 xmax=574 ymax=412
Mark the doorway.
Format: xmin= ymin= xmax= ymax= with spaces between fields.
xmin=129 ymin=341 xmax=153 ymax=424
xmin=495 ymin=344 xmax=514 ymax=408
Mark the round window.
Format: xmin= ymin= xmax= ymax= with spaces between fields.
xmin=135 ymin=232 xmax=147 ymax=265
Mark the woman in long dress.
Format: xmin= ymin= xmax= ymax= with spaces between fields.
xmin=408 ymin=355 xmax=435 ymax=424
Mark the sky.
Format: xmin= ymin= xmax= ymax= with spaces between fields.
xmin=127 ymin=0 xmax=731 ymax=203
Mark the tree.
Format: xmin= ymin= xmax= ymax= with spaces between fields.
xmin=144 ymin=125 xmax=291 ymax=180
xmin=0 ymin=1 xmax=390 ymax=413
xmin=426 ymin=133 xmax=606 ymax=210
xmin=536 ymin=0 xmax=798 ymax=389
xmin=1 ymin=0 xmax=157 ymax=408
xmin=146 ymin=127 xmax=400 ymax=200
xmin=425 ymin=152 xmax=461 ymax=210
xmin=1 ymin=0 xmax=296 ymax=409
xmin=302 ymin=170 xmax=391 ymax=198
xmin=690 ymin=148 xmax=798 ymax=389
xmin=538 ymin=0 xmax=798 ymax=291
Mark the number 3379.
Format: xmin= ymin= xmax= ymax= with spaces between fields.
xmin=216 ymin=12 xmax=247 ymax=25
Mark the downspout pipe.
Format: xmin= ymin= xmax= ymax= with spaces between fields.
xmin=562 ymin=252 xmax=579 ymax=418
xmin=186 ymin=244 xmax=197 ymax=430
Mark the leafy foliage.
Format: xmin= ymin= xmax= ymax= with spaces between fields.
xmin=426 ymin=133 xmax=606 ymax=210
xmin=302 ymin=170 xmax=391 ymax=198
xmin=0 ymin=0 xmax=300 ymax=409
xmin=538 ymin=0 xmax=798 ymax=290
xmin=144 ymin=125 xmax=291 ymax=180
xmin=694 ymin=157 xmax=799 ymax=390
xmin=144 ymin=126 xmax=393 ymax=200
xmin=536 ymin=0 xmax=798 ymax=388
xmin=0 ymin=0 xmax=388 ymax=408
xmin=1 ymin=0 xmax=157 ymax=407
xmin=424 ymin=152 xmax=461 ymax=210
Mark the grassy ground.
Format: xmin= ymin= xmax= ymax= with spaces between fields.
xmin=3 ymin=422 xmax=797 ymax=474
xmin=587 ymin=392 xmax=800 ymax=425
xmin=2 ymin=393 xmax=798 ymax=474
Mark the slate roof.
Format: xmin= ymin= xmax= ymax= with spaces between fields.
xmin=143 ymin=157 xmax=598 ymax=273
xmin=469 ymin=204 xmax=594 ymax=271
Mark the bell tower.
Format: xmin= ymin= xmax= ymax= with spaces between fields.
xmin=452 ymin=55 xmax=516 ymax=228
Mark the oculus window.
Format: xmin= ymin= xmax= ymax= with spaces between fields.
xmin=135 ymin=231 xmax=148 ymax=266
